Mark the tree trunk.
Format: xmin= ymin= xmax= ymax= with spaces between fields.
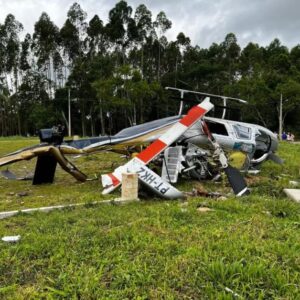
xmin=140 ymin=98 xmax=144 ymax=124
xmin=17 ymin=111 xmax=21 ymax=136
xmin=99 ymin=99 xmax=105 ymax=135
xmin=133 ymin=103 xmax=137 ymax=125
xmin=141 ymin=45 xmax=144 ymax=78
xmin=90 ymin=107 xmax=95 ymax=136
xmin=157 ymin=43 xmax=161 ymax=80
xmin=81 ymin=108 xmax=86 ymax=136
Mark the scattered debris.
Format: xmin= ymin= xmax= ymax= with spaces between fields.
xmin=197 ymin=207 xmax=214 ymax=213
xmin=289 ymin=180 xmax=299 ymax=187
xmin=248 ymin=169 xmax=260 ymax=175
xmin=212 ymin=174 xmax=222 ymax=181
xmin=2 ymin=235 xmax=21 ymax=243
xmin=263 ymin=210 xmax=272 ymax=216
xmin=17 ymin=191 xmax=29 ymax=197
xmin=184 ymin=186 xmax=224 ymax=199
xmin=1 ymin=170 xmax=33 ymax=181
xmin=224 ymin=286 xmax=241 ymax=298
xmin=281 ymin=174 xmax=292 ymax=178
xmin=245 ymin=175 xmax=264 ymax=185
xmin=86 ymin=174 xmax=99 ymax=181
xmin=284 ymin=189 xmax=300 ymax=203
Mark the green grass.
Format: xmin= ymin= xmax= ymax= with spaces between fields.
xmin=0 ymin=139 xmax=300 ymax=299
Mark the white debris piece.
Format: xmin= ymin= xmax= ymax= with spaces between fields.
xmin=248 ymin=169 xmax=260 ymax=175
xmin=225 ymin=287 xmax=241 ymax=298
xmin=284 ymin=189 xmax=300 ymax=203
xmin=2 ymin=235 xmax=21 ymax=243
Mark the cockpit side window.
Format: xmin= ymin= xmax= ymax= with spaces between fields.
xmin=206 ymin=121 xmax=229 ymax=136
xmin=233 ymin=124 xmax=252 ymax=140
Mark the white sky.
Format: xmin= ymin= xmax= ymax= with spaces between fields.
xmin=0 ymin=0 xmax=299 ymax=48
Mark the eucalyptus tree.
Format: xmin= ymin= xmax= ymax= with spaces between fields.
xmin=239 ymin=42 xmax=264 ymax=77
xmin=290 ymin=45 xmax=300 ymax=71
xmin=32 ymin=12 xmax=61 ymax=95
xmin=1 ymin=14 xmax=23 ymax=92
xmin=20 ymin=34 xmax=31 ymax=72
xmin=0 ymin=15 xmax=23 ymax=135
xmin=86 ymin=55 xmax=114 ymax=135
xmin=67 ymin=2 xmax=87 ymax=55
xmin=162 ymin=32 xmax=191 ymax=87
xmin=86 ymin=15 xmax=106 ymax=57
xmin=153 ymin=11 xmax=172 ymax=80
xmin=61 ymin=2 xmax=89 ymax=135
xmin=138 ymin=27 xmax=158 ymax=81
xmin=220 ymin=33 xmax=241 ymax=84
xmin=60 ymin=2 xmax=87 ymax=66
xmin=274 ymin=79 xmax=300 ymax=131
xmin=0 ymin=90 xmax=8 ymax=135
xmin=93 ymin=64 xmax=154 ymax=131
xmin=133 ymin=4 xmax=153 ymax=76
xmin=17 ymin=70 xmax=51 ymax=134
xmin=0 ymin=23 xmax=6 ymax=86
xmin=106 ymin=0 xmax=134 ymax=65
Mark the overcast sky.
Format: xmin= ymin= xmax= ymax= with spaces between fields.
xmin=0 ymin=0 xmax=299 ymax=49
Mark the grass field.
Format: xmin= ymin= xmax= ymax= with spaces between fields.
xmin=0 ymin=138 xmax=300 ymax=299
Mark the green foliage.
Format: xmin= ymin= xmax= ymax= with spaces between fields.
xmin=1 ymin=1 xmax=300 ymax=137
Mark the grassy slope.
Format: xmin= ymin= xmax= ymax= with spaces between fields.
xmin=0 ymin=139 xmax=299 ymax=299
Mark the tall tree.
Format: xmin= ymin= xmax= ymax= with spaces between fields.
xmin=1 ymin=14 xmax=23 ymax=92
xmin=220 ymin=33 xmax=241 ymax=83
xmin=153 ymin=11 xmax=172 ymax=80
xmin=106 ymin=0 xmax=133 ymax=64
xmin=133 ymin=4 xmax=152 ymax=76
xmin=32 ymin=12 xmax=61 ymax=95
xmin=86 ymin=15 xmax=106 ymax=57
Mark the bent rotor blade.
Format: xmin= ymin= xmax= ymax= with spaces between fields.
xmin=268 ymin=153 xmax=284 ymax=165
xmin=101 ymin=98 xmax=214 ymax=196
xmin=0 ymin=144 xmax=87 ymax=183
xmin=224 ymin=165 xmax=250 ymax=196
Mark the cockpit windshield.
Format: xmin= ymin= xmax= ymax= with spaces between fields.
xmin=233 ymin=124 xmax=252 ymax=140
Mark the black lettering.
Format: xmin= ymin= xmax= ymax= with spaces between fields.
xmin=160 ymin=187 xmax=170 ymax=195
xmin=154 ymin=182 xmax=163 ymax=191
xmin=146 ymin=174 xmax=156 ymax=184
xmin=136 ymin=167 xmax=145 ymax=175
xmin=140 ymin=170 xmax=150 ymax=180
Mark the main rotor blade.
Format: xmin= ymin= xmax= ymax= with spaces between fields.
xmin=165 ymin=87 xmax=248 ymax=104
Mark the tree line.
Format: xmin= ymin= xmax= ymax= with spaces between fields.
xmin=1 ymin=1 xmax=300 ymax=137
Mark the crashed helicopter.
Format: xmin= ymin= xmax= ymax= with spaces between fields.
xmin=0 ymin=87 xmax=281 ymax=199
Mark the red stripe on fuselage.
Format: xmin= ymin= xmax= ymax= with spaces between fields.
xmin=108 ymin=173 xmax=120 ymax=186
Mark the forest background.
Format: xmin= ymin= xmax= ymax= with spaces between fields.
xmin=1 ymin=1 xmax=300 ymax=137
